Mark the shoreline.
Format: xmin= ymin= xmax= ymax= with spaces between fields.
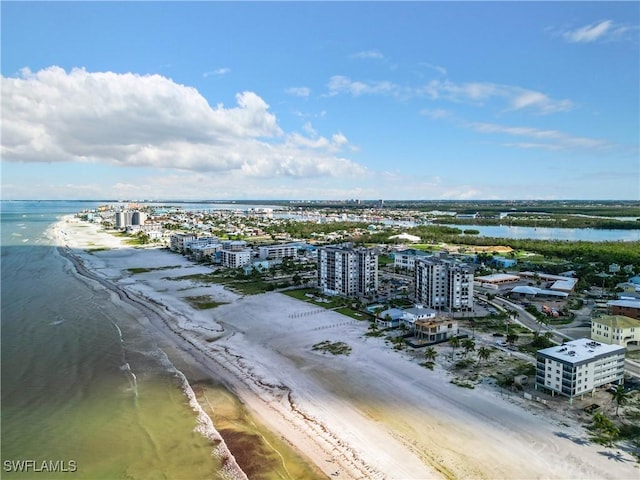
xmin=50 ymin=215 xmax=639 ymax=479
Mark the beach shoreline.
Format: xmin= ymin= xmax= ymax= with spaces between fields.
xmin=49 ymin=215 xmax=639 ymax=480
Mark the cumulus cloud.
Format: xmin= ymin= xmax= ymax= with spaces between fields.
xmin=561 ymin=20 xmax=633 ymax=43
xmin=1 ymin=66 xmax=367 ymax=179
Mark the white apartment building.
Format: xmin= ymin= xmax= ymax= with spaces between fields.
xmin=220 ymin=249 xmax=252 ymax=268
xmin=258 ymin=243 xmax=299 ymax=260
xmin=414 ymin=257 xmax=474 ymax=312
xmin=190 ymin=243 xmax=222 ymax=262
xmin=115 ymin=210 xmax=147 ymax=229
xmin=317 ymin=246 xmax=378 ymax=297
xmin=591 ymin=315 xmax=640 ymax=347
xmin=393 ymin=249 xmax=430 ymax=271
xmin=535 ymin=338 xmax=626 ymax=403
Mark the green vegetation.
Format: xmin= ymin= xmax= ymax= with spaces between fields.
xmin=128 ymin=265 xmax=181 ymax=274
xmin=450 ymin=379 xmax=475 ymax=389
xmin=311 ymin=341 xmax=352 ymax=356
xmin=184 ymin=295 xmax=227 ymax=310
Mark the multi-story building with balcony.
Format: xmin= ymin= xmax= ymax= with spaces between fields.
xmin=535 ymin=338 xmax=626 ymax=403
xmin=414 ymin=256 xmax=474 ymax=312
xmin=220 ymin=248 xmax=252 ymax=268
xmin=317 ymin=246 xmax=378 ymax=297
xmin=258 ymin=243 xmax=299 ymax=260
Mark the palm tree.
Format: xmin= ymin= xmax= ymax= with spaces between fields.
xmin=448 ymin=336 xmax=460 ymax=359
xmin=462 ymin=338 xmax=476 ymax=358
xmin=424 ymin=346 xmax=437 ymax=363
xmin=476 ymin=346 xmax=491 ymax=367
xmin=612 ymin=385 xmax=628 ymax=416
xmin=506 ymin=333 xmax=519 ymax=346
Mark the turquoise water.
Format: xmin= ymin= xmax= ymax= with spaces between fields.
xmin=1 ymin=201 xmax=224 ymax=479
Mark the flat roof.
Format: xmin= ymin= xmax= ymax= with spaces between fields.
xmin=593 ymin=315 xmax=640 ymax=329
xmin=476 ymin=273 xmax=520 ymax=283
xmin=537 ymin=338 xmax=625 ymax=365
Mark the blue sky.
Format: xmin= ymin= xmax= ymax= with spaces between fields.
xmin=2 ymin=1 xmax=638 ymax=200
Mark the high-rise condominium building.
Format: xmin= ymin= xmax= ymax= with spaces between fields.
xmin=414 ymin=256 xmax=474 ymax=311
xmin=317 ymin=246 xmax=378 ymax=297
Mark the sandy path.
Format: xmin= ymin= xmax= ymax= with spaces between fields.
xmin=50 ymin=216 xmax=639 ymax=480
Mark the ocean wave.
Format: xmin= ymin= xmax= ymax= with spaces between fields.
xmin=157 ymin=350 xmax=248 ymax=480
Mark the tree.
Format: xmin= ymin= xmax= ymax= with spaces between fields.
xmin=448 ymin=336 xmax=460 ymax=359
xmin=506 ymin=333 xmax=519 ymax=346
xmin=462 ymin=338 xmax=476 ymax=358
xmin=612 ymin=385 xmax=629 ymax=417
xmin=476 ymin=346 xmax=491 ymax=367
xmin=591 ymin=412 xmax=620 ymax=447
xmin=424 ymin=346 xmax=437 ymax=363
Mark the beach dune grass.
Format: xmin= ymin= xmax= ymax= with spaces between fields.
xmin=311 ymin=341 xmax=352 ymax=356
xmin=184 ymin=295 xmax=227 ymax=310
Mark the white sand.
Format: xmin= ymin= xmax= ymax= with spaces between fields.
xmin=50 ymin=216 xmax=639 ymax=480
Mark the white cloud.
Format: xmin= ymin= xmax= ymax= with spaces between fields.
xmin=285 ymin=86 xmax=311 ymax=97
xmin=351 ymin=50 xmax=385 ymax=60
xmin=560 ymin=20 xmax=635 ymax=43
xmin=327 ymin=75 xmax=573 ymax=114
xmin=327 ymin=75 xmax=397 ymax=97
xmin=419 ymin=62 xmax=447 ymax=76
xmin=469 ymin=121 xmax=609 ymax=150
xmin=203 ymin=67 xmax=230 ymax=77
xmin=1 ymin=66 xmax=367 ymax=179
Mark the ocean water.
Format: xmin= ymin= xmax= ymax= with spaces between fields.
xmin=1 ymin=201 xmax=225 ymax=479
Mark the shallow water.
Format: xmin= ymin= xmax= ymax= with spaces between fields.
xmin=1 ymin=201 xmax=223 ymax=478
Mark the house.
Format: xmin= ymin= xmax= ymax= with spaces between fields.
xmin=591 ymin=315 xmax=640 ymax=347
xmin=376 ymin=308 xmax=405 ymax=329
xmin=414 ymin=317 xmax=459 ymax=344
xmin=535 ymin=338 xmax=625 ymax=403
xmin=400 ymin=305 xmax=437 ymax=332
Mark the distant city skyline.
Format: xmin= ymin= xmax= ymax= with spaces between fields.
xmin=2 ymin=2 xmax=638 ymax=200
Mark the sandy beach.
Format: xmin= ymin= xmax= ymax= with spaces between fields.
xmin=50 ymin=216 xmax=639 ymax=480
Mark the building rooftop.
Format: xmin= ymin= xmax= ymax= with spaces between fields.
xmin=607 ymin=299 xmax=640 ymax=309
xmin=594 ymin=315 xmax=640 ymax=329
xmin=510 ymin=285 xmax=569 ymax=298
xmin=476 ymin=273 xmax=520 ymax=283
xmin=537 ymin=338 xmax=625 ymax=365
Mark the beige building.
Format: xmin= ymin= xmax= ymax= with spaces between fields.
xmin=414 ymin=317 xmax=459 ymax=343
xmin=591 ymin=315 xmax=640 ymax=347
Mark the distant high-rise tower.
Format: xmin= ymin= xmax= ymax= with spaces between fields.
xmin=414 ymin=256 xmax=474 ymax=311
xmin=317 ymin=246 xmax=378 ymax=297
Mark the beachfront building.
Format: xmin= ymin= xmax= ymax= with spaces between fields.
xmin=170 ymin=233 xmax=196 ymax=252
xmin=317 ymin=246 xmax=378 ymax=298
xmin=115 ymin=210 xmax=147 ymax=229
xmin=220 ymin=248 xmax=252 ymax=268
xmin=400 ymin=305 xmax=437 ymax=333
xmin=414 ymin=317 xmax=459 ymax=344
xmin=414 ymin=256 xmax=474 ymax=312
xmin=591 ymin=315 xmax=640 ymax=347
xmin=535 ymin=338 xmax=626 ymax=403
xmin=258 ymin=243 xmax=299 ymax=260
